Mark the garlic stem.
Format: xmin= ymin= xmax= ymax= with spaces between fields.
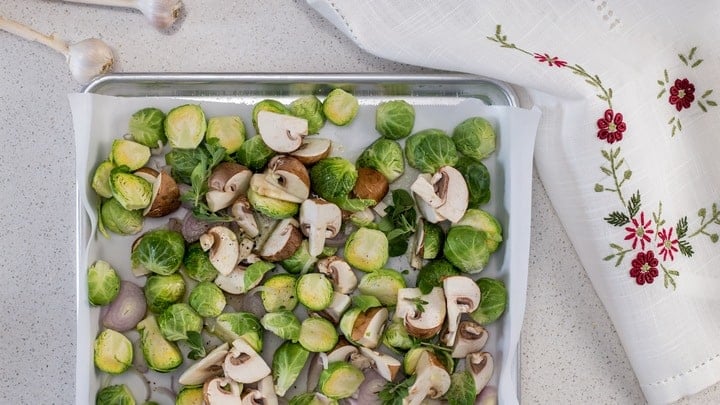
xmin=0 ymin=15 xmax=69 ymax=55
xmin=64 ymin=0 xmax=183 ymax=31
xmin=65 ymin=0 xmax=135 ymax=7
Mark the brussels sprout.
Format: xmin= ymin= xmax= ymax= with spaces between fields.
xmin=131 ymin=229 xmax=185 ymax=276
xmin=93 ymin=329 xmax=133 ymax=374
xmin=318 ymin=362 xmax=365 ymax=399
xmin=91 ymin=160 xmax=115 ymax=198
xmin=247 ymin=185 xmax=299 ymax=219
xmin=273 ymin=341 xmax=311 ymax=396
xmin=455 ymin=209 xmax=503 ymax=252
xmin=137 ymin=314 xmax=183 ymax=372
xmin=261 ymin=310 xmax=301 ymax=342
xmin=404 ymin=129 xmax=459 ymax=173
xmin=289 ymin=393 xmax=339 ymax=405
xmin=446 ymin=371 xmax=476 ymax=405
xmin=110 ymin=139 xmax=151 ymax=171
xmin=234 ymin=135 xmax=276 ymax=172
xmin=157 ymin=303 xmax=203 ymax=341
xmin=99 ymin=198 xmax=144 ymax=237
xmin=416 ymin=259 xmax=460 ymax=294
xmin=456 ymin=157 xmax=491 ymax=207
xmin=402 ymin=346 xmax=429 ymax=375
xmin=356 ymin=138 xmax=405 ymax=183
xmin=443 ymin=226 xmax=491 ymax=274
xmin=383 ymin=318 xmax=414 ymax=352
xmin=262 ymin=274 xmax=298 ymax=312
xmin=290 ymin=95 xmax=326 ymax=134
xmin=205 ymin=115 xmax=246 ymax=154
xmin=96 ymin=384 xmax=135 ymax=405
xmin=209 ymin=312 xmax=264 ymax=352
xmin=189 ymin=281 xmax=226 ymax=317
xmin=144 ymin=273 xmax=185 ymax=313
xmin=310 ymin=157 xmax=358 ymax=201
xmin=252 ymin=99 xmax=289 ymax=133
xmin=280 ymin=240 xmax=317 ymax=274
xmin=182 ymin=242 xmax=219 ymax=282
xmin=87 ymin=260 xmax=120 ymax=306
xmin=322 ymin=88 xmax=359 ymax=126
xmin=357 ymin=268 xmax=406 ymax=305
xmin=420 ymin=221 xmax=444 ymax=260
xmin=175 ymin=386 xmax=203 ymax=405
xmin=165 ymin=104 xmax=207 ymax=149
xmin=344 ymin=227 xmax=389 ymax=272
xmin=298 ymin=317 xmax=338 ymax=352
xmin=452 ymin=116 xmax=496 ymax=161
xmin=471 ymin=278 xmax=508 ymax=325
xmin=296 ymin=273 xmax=333 ymax=311
xmin=109 ymin=171 xmax=153 ymax=211
xmin=128 ymin=107 xmax=166 ymax=148
xmin=375 ymin=99 xmax=415 ymax=140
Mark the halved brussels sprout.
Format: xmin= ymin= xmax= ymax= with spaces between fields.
xmin=296 ymin=273 xmax=333 ymax=311
xmin=188 ymin=281 xmax=226 ymax=318
xmin=93 ymin=329 xmax=133 ymax=374
xmin=91 ymin=160 xmax=115 ymax=198
xmin=87 ymin=260 xmax=120 ymax=306
xmin=131 ymin=229 xmax=185 ymax=276
xmin=247 ymin=185 xmax=299 ymax=219
xmin=456 ymin=157 xmax=491 ymax=207
xmin=261 ymin=274 xmax=298 ymax=312
xmin=323 ymin=88 xmax=359 ymax=126
xmin=290 ymin=95 xmax=326 ymax=134
xmin=144 ymin=273 xmax=186 ymax=313
xmin=165 ymin=104 xmax=207 ymax=149
xmin=100 ymin=198 xmax=144 ymax=236
xmin=209 ymin=312 xmax=264 ymax=352
xmin=234 ymin=135 xmax=276 ymax=172
xmin=454 ymin=208 xmax=503 ymax=252
xmin=182 ymin=242 xmax=219 ymax=282
xmin=128 ymin=107 xmax=166 ymax=148
xmin=298 ymin=317 xmax=338 ymax=352
xmin=446 ymin=371 xmax=477 ymax=405
xmin=443 ymin=226 xmax=490 ymax=274
xmin=157 ymin=303 xmax=203 ymax=341
xmin=109 ymin=171 xmax=152 ymax=211
xmin=289 ymin=393 xmax=338 ymax=405
xmin=137 ymin=314 xmax=183 ymax=373
xmin=452 ymin=116 xmax=496 ymax=161
xmin=280 ymin=240 xmax=317 ymax=274
xmin=416 ymin=259 xmax=460 ymax=294
xmin=175 ymin=386 xmax=203 ymax=405
xmin=252 ymin=99 xmax=289 ymax=133
xmin=404 ymin=129 xmax=459 ymax=173
xmin=356 ymin=138 xmax=405 ymax=183
xmin=471 ymin=278 xmax=508 ymax=325
xmin=261 ymin=310 xmax=301 ymax=342
xmin=110 ymin=139 xmax=151 ymax=171
xmin=206 ymin=115 xmax=246 ymax=154
xmin=318 ymin=362 xmax=365 ymax=399
xmin=357 ymin=268 xmax=406 ymax=305
xmin=96 ymin=384 xmax=135 ymax=405
xmin=420 ymin=221 xmax=444 ymax=260
xmin=273 ymin=341 xmax=311 ymax=397
xmin=375 ymin=99 xmax=415 ymax=140
xmin=383 ymin=318 xmax=414 ymax=352
xmin=344 ymin=228 xmax=389 ymax=272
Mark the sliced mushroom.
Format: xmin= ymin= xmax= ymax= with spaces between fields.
xmin=411 ymin=166 xmax=469 ymax=223
xmin=316 ymin=292 xmax=352 ymax=324
xmin=467 ymin=352 xmax=494 ymax=394
xmin=257 ymin=110 xmax=308 ymax=153
xmin=203 ymin=377 xmax=242 ymax=405
xmin=206 ymin=162 xmax=252 ymax=212
xmin=264 ymin=155 xmax=310 ymax=201
xmin=178 ymin=343 xmax=229 ymax=386
xmin=289 ymin=137 xmax=332 ymax=165
xmin=451 ymin=320 xmax=489 ymax=358
xmin=395 ymin=287 xmax=446 ymax=339
xmin=353 ymin=167 xmax=389 ymax=205
xmin=223 ymin=338 xmax=271 ymax=384
xmin=442 ymin=276 xmax=481 ymax=346
xmin=214 ymin=265 xmax=251 ymax=294
xmin=350 ymin=306 xmax=388 ymax=349
xmin=240 ymin=375 xmax=278 ymax=405
xmin=201 ymin=226 xmax=241 ymax=276
xmin=358 ymin=347 xmax=401 ymax=381
xmin=327 ymin=343 xmax=358 ymax=363
xmin=134 ymin=168 xmax=181 ymax=217
xmin=258 ymin=218 xmax=302 ymax=262
xmin=230 ymin=196 xmax=259 ymax=238
xmin=299 ymin=199 xmax=342 ymax=257
xmin=249 ymin=172 xmax=305 ymax=204
xmin=404 ymin=351 xmax=451 ymax=405
xmin=316 ymin=256 xmax=357 ymax=294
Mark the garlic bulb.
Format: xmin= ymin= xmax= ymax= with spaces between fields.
xmin=64 ymin=0 xmax=184 ymax=31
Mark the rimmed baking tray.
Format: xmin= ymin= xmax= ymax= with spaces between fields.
xmin=76 ymin=73 xmax=526 ymax=404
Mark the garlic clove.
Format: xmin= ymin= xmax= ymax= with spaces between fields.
xmin=67 ymin=38 xmax=114 ymax=84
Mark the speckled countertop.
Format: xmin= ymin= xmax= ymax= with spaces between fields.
xmin=0 ymin=1 xmax=717 ymax=404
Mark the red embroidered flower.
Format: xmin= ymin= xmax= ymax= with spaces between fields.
xmin=630 ymin=251 xmax=659 ymax=285
xmin=533 ymin=53 xmax=567 ymax=68
xmin=668 ymin=78 xmax=695 ymax=111
xmin=657 ymin=227 xmax=679 ymax=261
xmin=597 ymin=109 xmax=627 ymax=144
xmin=624 ymin=212 xmax=654 ymax=250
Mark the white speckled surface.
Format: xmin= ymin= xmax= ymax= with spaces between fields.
xmin=0 ymin=1 xmax=718 ymax=404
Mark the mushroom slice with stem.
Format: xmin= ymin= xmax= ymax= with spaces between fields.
xmin=411 ymin=166 xmax=469 ymax=223
xmin=199 ymin=226 xmax=240 ymax=276
xmin=134 ymin=168 xmax=181 ymax=217
xmin=316 ymin=292 xmax=351 ymax=324
xmin=214 ymin=265 xmax=249 ymax=295
xmin=258 ymin=218 xmax=302 ymax=262
xmin=230 ymin=196 xmax=259 ymax=238
xmin=467 ymin=351 xmax=494 ymax=394
xmin=178 ymin=342 xmax=229 ymax=386
xmin=451 ymin=320 xmax=489 ymax=358
xmin=395 ymin=287 xmax=446 ymax=339
xmin=316 ymin=256 xmax=357 ymax=294
xmin=249 ymin=172 xmax=305 ymax=204
xmin=206 ymin=162 xmax=252 ymax=212
xmin=290 ymin=137 xmax=332 ymax=165
xmin=264 ymin=155 xmax=311 ymax=201
xmin=350 ymin=306 xmax=388 ymax=349
xmin=203 ymin=377 xmax=243 ymax=405
xmin=257 ymin=110 xmax=308 ymax=153
xmin=299 ymin=199 xmax=342 ymax=257
xmin=403 ymin=351 xmax=451 ymax=405
xmin=442 ymin=275 xmax=481 ymax=346
xmin=240 ymin=375 xmax=278 ymax=405
xmin=358 ymin=347 xmax=401 ymax=381
xmin=224 ymin=338 xmax=271 ymax=384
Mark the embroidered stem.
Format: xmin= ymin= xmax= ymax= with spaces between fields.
xmin=689 ymin=203 xmax=720 ymax=241
xmin=567 ymin=64 xmax=613 ymax=109
xmin=486 ymin=25 xmax=533 ymax=56
xmin=661 ymin=263 xmax=679 ymax=290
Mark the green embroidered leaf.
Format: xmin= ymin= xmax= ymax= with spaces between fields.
xmin=495 ymin=24 xmax=502 ymax=34
xmin=612 ymin=147 xmax=621 ymax=158
xmin=692 ymin=59 xmax=703 ymax=68
xmin=698 ymin=101 xmax=707 ymax=112
xmin=601 ymin=149 xmax=611 ymax=160
xmin=614 ymin=158 xmax=625 ymax=170
xmin=657 ymin=89 xmax=666 ymax=99
xmin=601 ymin=166 xmax=612 ymax=176
xmin=657 ymin=80 xmax=665 ymax=86
xmin=676 ymin=216 xmax=688 ymax=238
xmin=603 ymin=254 xmax=615 ymax=261
xmin=689 ymin=46 xmax=697 ymax=59
xmin=702 ymin=89 xmax=713 ymax=98
xmin=678 ymin=239 xmax=694 ymax=257
xmin=594 ymin=183 xmax=604 ymax=192
xmin=627 ymin=191 xmax=641 ymax=218
xmin=678 ymin=118 xmax=683 ymax=130
xmin=585 ymin=79 xmax=598 ymax=87
xmin=711 ymin=234 xmax=719 ymax=243
xmin=679 ymin=53 xmax=688 ymax=65
xmin=604 ymin=211 xmax=630 ymax=227
xmin=707 ymin=100 xmax=717 ymax=107
xmin=698 ymin=208 xmax=707 ymax=218
xmin=623 ymin=170 xmax=632 ymax=180
xmin=664 ymin=69 xmax=669 ymax=82
xmin=609 ymin=243 xmax=624 ymax=250
xmin=597 ymin=94 xmax=608 ymax=102
xmin=608 ymin=88 xmax=613 ymax=98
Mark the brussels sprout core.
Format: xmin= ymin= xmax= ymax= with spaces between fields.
xmin=395 ymin=287 xmax=446 ymax=339
xmin=223 ymin=338 xmax=271 ymax=384
xmin=205 ymin=162 xmax=251 ymax=212
xmin=300 ymin=199 xmax=342 ymax=257
xmin=203 ymin=377 xmax=242 ymax=404
xmin=178 ymin=342 xmax=229 ymax=386
xmin=451 ymin=321 xmax=489 ymax=358
xmin=442 ymin=275 xmax=481 ymax=346
xmin=467 ymin=352 xmax=494 ymax=394
xmin=404 ymin=351 xmax=452 ymax=405
xmin=411 ymin=166 xmax=469 ymax=223
xmin=257 ymin=110 xmax=308 ymax=153
xmin=200 ymin=226 xmax=240 ymax=276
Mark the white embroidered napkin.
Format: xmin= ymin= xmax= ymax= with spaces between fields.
xmin=306 ymin=1 xmax=720 ymax=404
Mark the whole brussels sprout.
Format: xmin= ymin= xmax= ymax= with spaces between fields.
xmin=310 ymin=157 xmax=358 ymax=201
xmin=404 ymin=129 xmax=459 ymax=173
xmin=356 ymin=138 xmax=405 ymax=183
xmin=164 ymin=104 xmax=207 ymax=149
xmin=91 ymin=160 xmax=115 ymax=198
xmin=100 ymin=198 xmax=143 ymax=236
xmin=443 ymin=225 xmax=491 ymax=273
xmin=252 ymin=99 xmax=289 ymax=132
xmin=452 ymin=116 xmax=496 ymax=161
xmin=344 ymin=228 xmax=389 ymax=272
xmin=157 ymin=303 xmax=203 ymax=341
xmin=87 ymin=260 xmax=120 ymax=306
xmin=144 ymin=273 xmax=185 ymax=313
xmin=375 ymin=99 xmax=415 ymax=140
xmin=322 ymin=88 xmax=359 ymax=126
xmin=416 ymin=258 xmax=460 ymax=294
xmin=290 ymin=95 xmax=326 ymax=134
xmin=96 ymin=384 xmax=135 ymax=405
xmin=188 ymin=281 xmax=226 ymax=317
xmin=131 ymin=229 xmax=185 ymax=276
xmin=109 ymin=171 xmax=153 ymax=211
xmin=209 ymin=312 xmax=264 ymax=352
xmin=206 ymin=115 xmax=246 ymax=154
xmin=234 ymin=135 xmax=276 ymax=172
xmin=128 ymin=107 xmax=166 ymax=148
xmin=456 ymin=157 xmax=492 ymax=206
xmin=182 ymin=242 xmax=219 ymax=282
xmin=471 ymin=277 xmax=508 ymax=325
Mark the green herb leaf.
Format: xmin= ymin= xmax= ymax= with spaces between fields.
xmin=379 ymin=375 xmax=416 ymax=405
xmin=403 ymin=296 xmax=429 ymax=313
xmin=185 ymin=331 xmax=206 ymax=360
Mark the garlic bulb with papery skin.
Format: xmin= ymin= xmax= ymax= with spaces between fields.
xmin=67 ymin=38 xmax=114 ymax=84
xmin=136 ymin=0 xmax=183 ymax=30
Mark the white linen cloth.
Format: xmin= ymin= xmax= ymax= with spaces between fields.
xmin=306 ymin=1 xmax=720 ymax=404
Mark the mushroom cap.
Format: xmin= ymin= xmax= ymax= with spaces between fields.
xmin=258 ymin=218 xmax=303 ymax=262
xmin=230 ymin=196 xmax=260 ymax=238
xmin=300 ymin=199 xmax=343 ymax=257
xmin=257 ymin=110 xmax=307 ymax=153
xmin=411 ymin=167 xmax=469 ymax=223
xmin=395 ymin=287 xmax=446 ymax=339
xmin=353 ymin=167 xmax=389 ymax=205
xmin=204 ymin=226 xmax=241 ymax=276
xmin=467 ymin=351 xmax=494 ymax=394
xmin=290 ymin=137 xmax=332 ymax=165
xmin=223 ymin=338 xmax=271 ymax=384
xmin=442 ymin=275 xmax=482 ymax=346
xmin=178 ymin=343 xmax=229 ymax=386
xmin=133 ymin=169 xmax=181 ymax=218
xmin=316 ymin=256 xmax=357 ymax=294
xmin=451 ymin=320 xmax=489 ymax=358
xmin=203 ymin=377 xmax=242 ymax=405
xmin=350 ymin=306 xmax=388 ymax=349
